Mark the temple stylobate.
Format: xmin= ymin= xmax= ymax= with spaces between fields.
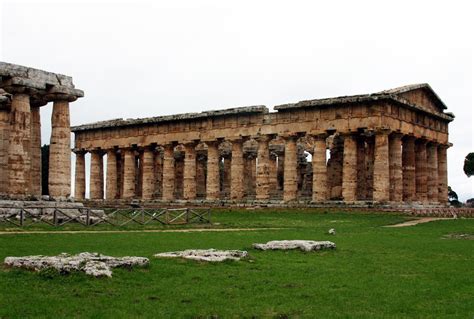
xmin=0 ymin=62 xmax=83 ymax=199
xmin=72 ymin=84 xmax=454 ymax=205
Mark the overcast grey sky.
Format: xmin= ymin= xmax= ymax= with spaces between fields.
xmin=1 ymin=0 xmax=473 ymax=200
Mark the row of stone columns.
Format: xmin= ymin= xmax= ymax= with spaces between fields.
xmin=74 ymin=131 xmax=449 ymax=204
xmin=0 ymin=91 xmax=74 ymax=198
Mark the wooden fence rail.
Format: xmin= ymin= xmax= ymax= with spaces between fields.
xmin=0 ymin=207 xmax=211 ymax=227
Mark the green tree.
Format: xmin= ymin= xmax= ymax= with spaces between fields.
xmin=464 ymin=152 xmax=474 ymax=177
xmin=448 ymin=186 xmax=462 ymax=207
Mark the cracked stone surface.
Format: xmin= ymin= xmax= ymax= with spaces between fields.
xmin=253 ymin=240 xmax=336 ymax=252
xmin=154 ymin=249 xmax=248 ymax=262
xmin=4 ymin=252 xmax=149 ymax=277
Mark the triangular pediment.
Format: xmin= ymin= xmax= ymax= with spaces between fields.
xmin=379 ymin=83 xmax=447 ymax=112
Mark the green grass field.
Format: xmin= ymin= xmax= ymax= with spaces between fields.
xmin=0 ymin=210 xmax=473 ymax=318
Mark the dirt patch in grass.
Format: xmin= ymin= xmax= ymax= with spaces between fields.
xmin=384 ymin=217 xmax=451 ymax=228
xmin=442 ymin=233 xmax=474 ymax=240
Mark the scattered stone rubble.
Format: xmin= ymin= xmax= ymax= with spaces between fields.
xmin=253 ymin=240 xmax=336 ymax=252
xmin=154 ymin=249 xmax=248 ymax=262
xmin=4 ymin=252 xmax=149 ymax=277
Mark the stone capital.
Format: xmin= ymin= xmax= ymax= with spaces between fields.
xmin=374 ymin=127 xmax=391 ymax=135
xmin=72 ymin=148 xmax=87 ymax=155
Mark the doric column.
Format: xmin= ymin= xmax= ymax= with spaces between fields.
xmin=389 ymin=133 xmax=403 ymax=202
xmin=74 ymin=150 xmax=86 ymax=200
xmin=415 ymin=139 xmax=428 ymax=202
xmin=427 ymin=142 xmax=439 ymax=203
xmin=30 ymin=106 xmax=42 ymax=196
xmin=183 ymin=142 xmax=197 ymax=200
xmin=122 ymin=148 xmax=136 ymax=199
xmin=312 ymin=134 xmax=327 ymax=202
xmin=402 ymin=136 xmax=416 ymax=202
xmin=437 ymin=144 xmax=449 ymax=204
xmin=89 ymin=150 xmax=104 ymax=199
xmin=8 ymin=93 xmax=32 ymax=196
xmin=342 ymin=133 xmax=357 ymax=202
xmin=48 ymin=99 xmax=71 ymax=198
xmin=106 ymin=149 xmax=118 ymax=200
xmin=256 ymin=135 xmax=271 ymax=200
xmin=269 ymin=153 xmax=278 ymax=198
xmin=283 ymin=135 xmax=298 ymax=202
xmin=206 ymin=141 xmax=220 ymax=200
xmin=373 ymin=129 xmax=390 ymax=202
xmin=0 ymin=108 xmax=10 ymax=194
xmin=141 ymin=147 xmax=155 ymax=200
xmin=162 ymin=144 xmax=175 ymax=201
xmin=230 ymin=138 xmax=244 ymax=200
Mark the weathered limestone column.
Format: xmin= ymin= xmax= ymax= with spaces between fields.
xmin=437 ymin=144 xmax=449 ymax=204
xmin=312 ymin=134 xmax=327 ymax=202
xmin=373 ymin=130 xmax=390 ymax=202
xmin=89 ymin=150 xmax=104 ymax=199
xmin=141 ymin=147 xmax=155 ymax=200
xmin=415 ymin=139 xmax=428 ymax=202
xmin=74 ymin=150 xmax=86 ymax=200
xmin=256 ymin=135 xmax=271 ymax=200
xmin=8 ymin=93 xmax=31 ymax=195
xmin=230 ymin=138 xmax=244 ymax=200
xmin=206 ymin=141 xmax=220 ymax=200
xmin=283 ymin=135 xmax=298 ymax=202
xmin=30 ymin=106 xmax=42 ymax=196
xmin=105 ymin=149 xmax=118 ymax=200
xmin=222 ymin=157 xmax=231 ymax=198
xmin=122 ymin=148 xmax=136 ymax=199
xmin=268 ymin=153 xmax=278 ymax=198
xmin=0 ymin=108 xmax=10 ymax=194
xmin=426 ymin=142 xmax=439 ymax=203
xmin=402 ymin=136 xmax=416 ymax=202
xmin=162 ymin=144 xmax=175 ymax=201
xmin=342 ymin=133 xmax=357 ymax=202
xmin=49 ymin=99 xmax=71 ymax=198
xmin=154 ymin=149 xmax=163 ymax=198
xmin=183 ymin=142 xmax=197 ymax=200
xmin=389 ymin=133 xmax=403 ymax=202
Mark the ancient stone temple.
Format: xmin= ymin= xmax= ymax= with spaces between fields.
xmin=72 ymin=83 xmax=453 ymax=206
xmin=0 ymin=62 xmax=83 ymax=199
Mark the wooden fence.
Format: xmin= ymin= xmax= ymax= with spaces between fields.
xmin=0 ymin=207 xmax=211 ymax=227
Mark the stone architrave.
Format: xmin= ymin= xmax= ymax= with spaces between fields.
xmin=122 ymin=148 xmax=136 ymax=199
xmin=230 ymin=138 xmax=244 ymax=200
xmin=255 ymin=135 xmax=271 ymax=200
xmin=373 ymin=130 xmax=390 ymax=202
xmin=8 ymin=93 xmax=32 ymax=196
xmin=183 ymin=142 xmax=197 ymax=200
xmin=342 ymin=133 xmax=357 ymax=202
xmin=90 ymin=150 xmax=104 ymax=200
xmin=437 ymin=144 xmax=449 ymax=203
xmin=426 ymin=142 xmax=439 ymax=203
xmin=206 ymin=141 xmax=220 ymax=200
xmin=312 ymin=134 xmax=327 ymax=202
xmin=402 ymin=136 xmax=416 ymax=202
xmin=415 ymin=139 xmax=428 ymax=203
xmin=162 ymin=144 xmax=175 ymax=201
xmin=389 ymin=133 xmax=403 ymax=202
xmin=283 ymin=135 xmax=298 ymax=202
xmin=49 ymin=99 xmax=71 ymax=198
xmin=74 ymin=150 xmax=86 ymax=199
xmin=106 ymin=149 xmax=118 ymax=200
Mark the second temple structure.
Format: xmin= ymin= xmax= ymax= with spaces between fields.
xmin=72 ymin=83 xmax=454 ymax=206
